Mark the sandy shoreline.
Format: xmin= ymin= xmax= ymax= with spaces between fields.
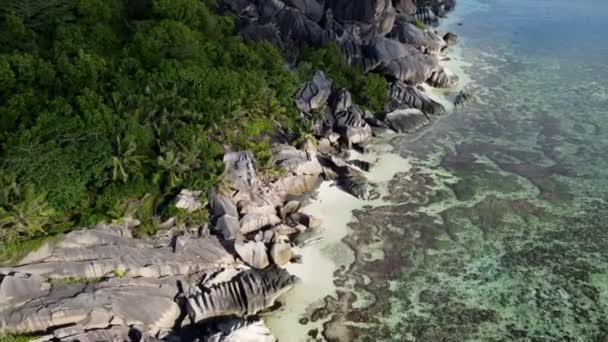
xmin=265 ymin=140 xmax=412 ymax=340
xmin=266 ymin=6 xmax=474 ymax=341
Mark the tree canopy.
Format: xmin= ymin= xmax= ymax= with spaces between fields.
xmin=0 ymin=0 xmax=388 ymax=258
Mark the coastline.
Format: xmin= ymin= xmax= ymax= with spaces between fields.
xmin=266 ymin=8 xmax=474 ymax=339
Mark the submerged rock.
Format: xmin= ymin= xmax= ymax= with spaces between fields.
xmin=454 ymin=90 xmax=474 ymax=108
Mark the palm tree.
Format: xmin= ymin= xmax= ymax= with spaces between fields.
xmin=153 ymin=147 xmax=187 ymax=189
xmin=110 ymin=136 xmax=144 ymax=183
xmin=0 ymin=186 xmax=55 ymax=242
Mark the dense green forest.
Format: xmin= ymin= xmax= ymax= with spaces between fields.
xmin=0 ymin=0 xmax=387 ymax=261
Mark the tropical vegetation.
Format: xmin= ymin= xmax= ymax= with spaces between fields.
xmin=0 ymin=0 xmax=388 ymax=261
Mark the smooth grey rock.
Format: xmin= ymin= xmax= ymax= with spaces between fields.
xmin=240 ymin=213 xmax=282 ymax=235
xmin=284 ymin=0 xmax=324 ymax=22
xmin=294 ymin=70 xmax=332 ymax=113
xmin=362 ymin=37 xmax=438 ymax=85
xmin=216 ymin=215 xmax=241 ymax=241
xmin=235 ymin=240 xmax=270 ymax=269
xmin=328 ymin=0 xmax=397 ymax=40
xmin=186 ymin=268 xmax=298 ymax=322
xmin=384 ymin=108 xmax=431 ymax=133
xmin=175 ymin=189 xmax=204 ymax=212
xmin=273 ymin=145 xmax=323 ymax=176
xmin=274 ymin=175 xmax=322 ymax=196
xmin=389 ymin=17 xmax=446 ymax=55
xmin=275 ymin=8 xmax=327 ymax=47
xmin=279 ymin=200 xmax=303 ymax=220
xmin=393 ymin=0 xmax=416 ymax=15
xmin=11 ymin=228 xmax=235 ymax=279
xmin=211 ymin=192 xmax=239 ymax=219
xmin=426 ymin=67 xmax=458 ymax=88
xmin=414 ymin=6 xmax=439 ymax=27
xmin=271 ymin=242 xmax=292 ymax=267
xmin=223 ymin=151 xmax=258 ymax=191
xmin=1 ymin=277 xmax=183 ymax=337
xmin=388 ymin=81 xmax=445 ymax=115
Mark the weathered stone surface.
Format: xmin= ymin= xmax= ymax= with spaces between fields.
xmin=294 ymin=70 xmax=332 ymax=113
xmin=273 ymin=145 xmax=323 ymax=176
xmin=329 ymin=89 xmax=373 ymax=145
xmin=216 ymin=215 xmax=242 ymax=241
xmin=186 ymin=267 xmax=298 ymax=322
xmin=205 ymin=319 xmax=276 ymax=342
xmin=175 ymin=189 xmax=204 ymax=212
xmin=10 ymin=227 xmax=235 ymax=279
xmin=389 ymin=17 xmax=446 ymax=55
xmin=0 ymin=276 xmax=183 ymax=337
xmin=388 ymin=81 xmax=445 ymax=115
xmin=284 ymin=0 xmax=324 ymax=23
xmin=363 ymin=37 xmax=438 ymax=85
xmin=224 ymin=151 xmax=258 ymax=192
xmin=393 ymin=0 xmax=416 ymax=15
xmin=235 ymin=240 xmax=270 ymax=269
xmin=271 ymin=242 xmax=293 ymax=267
xmin=279 ymin=200 xmax=303 ymax=220
xmin=384 ymin=108 xmax=431 ymax=133
xmin=328 ymin=0 xmax=397 ymax=40
xmin=274 ymin=175 xmax=322 ymax=196
xmin=414 ymin=6 xmax=440 ymax=27
xmin=275 ymin=8 xmax=327 ymax=47
xmin=240 ymin=213 xmax=282 ymax=234
xmin=427 ymin=66 xmax=458 ymax=88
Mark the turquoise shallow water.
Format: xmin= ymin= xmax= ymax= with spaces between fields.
xmin=325 ymin=1 xmax=608 ymax=341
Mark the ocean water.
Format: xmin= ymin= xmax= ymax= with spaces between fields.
xmin=309 ymin=0 xmax=608 ymax=341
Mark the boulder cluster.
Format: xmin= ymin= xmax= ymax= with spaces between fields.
xmin=0 ymin=0 xmax=464 ymax=341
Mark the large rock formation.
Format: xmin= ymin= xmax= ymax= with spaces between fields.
xmin=6 ymin=226 xmax=235 ymax=279
xmin=186 ymin=267 xmax=298 ymax=322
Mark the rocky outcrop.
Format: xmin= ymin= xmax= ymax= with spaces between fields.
xmin=0 ymin=273 xmax=183 ymax=338
xmin=294 ymin=70 xmax=333 ymax=113
xmin=388 ymin=81 xmax=446 ymax=115
xmin=454 ymin=90 xmax=474 ymax=107
xmin=186 ymin=267 xmax=298 ymax=322
xmin=384 ymin=108 xmax=431 ymax=133
xmin=389 ymin=16 xmax=447 ymax=55
xmin=6 ymin=226 xmax=235 ymax=279
xmin=363 ymin=37 xmax=438 ymax=85
xmin=235 ymin=240 xmax=270 ymax=269
xmin=175 ymin=189 xmax=204 ymax=212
